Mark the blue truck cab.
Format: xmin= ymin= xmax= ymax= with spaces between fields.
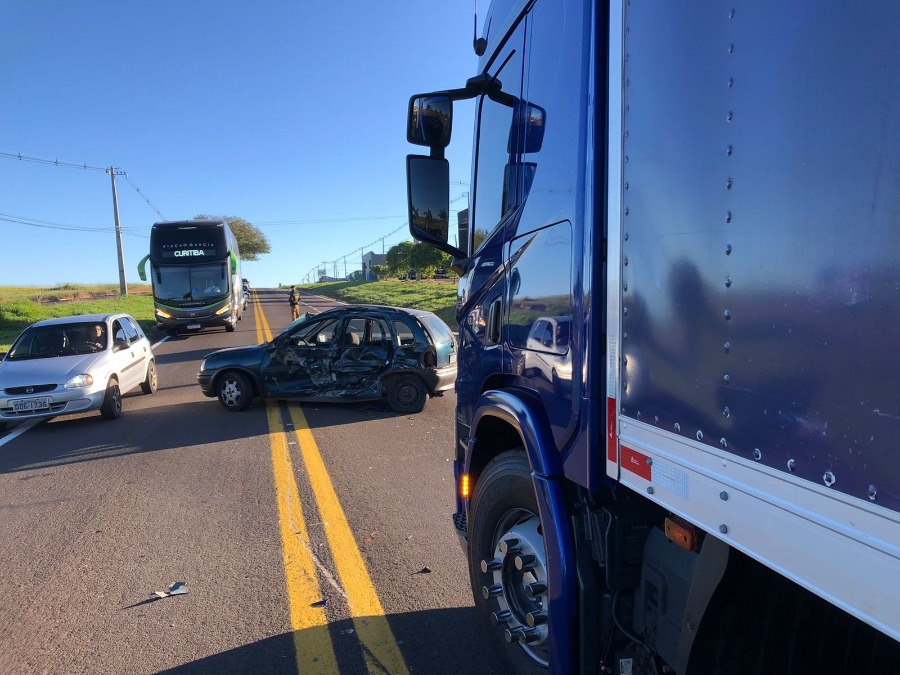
xmin=406 ymin=1 xmax=900 ymax=673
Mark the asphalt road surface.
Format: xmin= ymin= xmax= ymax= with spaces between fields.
xmin=0 ymin=289 xmax=504 ymax=675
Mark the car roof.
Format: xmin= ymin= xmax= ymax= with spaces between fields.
xmin=30 ymin=313 xmax=126 ymax=328
xmin=314 ymin=304 xmax=450 ymax=331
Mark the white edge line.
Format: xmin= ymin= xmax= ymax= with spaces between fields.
xmin=0 ymin=419 xmax=41 ymax=447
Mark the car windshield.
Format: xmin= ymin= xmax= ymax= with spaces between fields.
xmin=275 ymin=312 xmax=311 ymax=341
xmin=6 ymin=322 xmax=105 ymax=360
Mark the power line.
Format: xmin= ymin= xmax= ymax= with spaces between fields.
xmin=1 ymin=150 xmax=166 ymax=220
xmin=0 ymin=150 xmax=106 ymax=172
xmin=123 ymin=174 xmax=165 ymax=220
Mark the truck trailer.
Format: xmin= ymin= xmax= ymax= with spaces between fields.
xmin=405 ymin=1 xmax=900 ymax=673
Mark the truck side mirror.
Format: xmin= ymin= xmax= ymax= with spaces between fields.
xmin=407 ymin=155 xmax=465 ymax=259
xmin=408 ymin=95 xmax=452 ymax=148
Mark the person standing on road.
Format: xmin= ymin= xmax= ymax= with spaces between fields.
xmin=288 ymin=286 xmax=301 ymax=320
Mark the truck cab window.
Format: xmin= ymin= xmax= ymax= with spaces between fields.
xmin=471 ymin=43 xmax=523 ymax=253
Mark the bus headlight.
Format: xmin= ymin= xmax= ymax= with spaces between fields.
xmin=156 ymin=308 xmax=173 ymax=319
xmin=215 ymin=305 xmax=231 ymax=316
xmin=64 ymin=374 xmax=94 ymax=389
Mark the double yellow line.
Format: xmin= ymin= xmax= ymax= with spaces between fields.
xmin=252 ymin=291 xmax=409 ymax=674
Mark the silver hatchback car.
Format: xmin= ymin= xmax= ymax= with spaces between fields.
xmin=0 ymin=313 xmax=157 ymax=428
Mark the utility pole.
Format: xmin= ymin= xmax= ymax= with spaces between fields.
xmin=343 ymin=256 xmax=347 ymax=279
xmin=108 ymin=166 xmax=128 ymax=295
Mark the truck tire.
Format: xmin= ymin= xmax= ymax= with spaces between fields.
xmin=469 ymin=450 xmax=550 ymax=673
xmin=217 ymin=371 xmax=252 ymax=412
xmin=100 ymin=378 xmax=122 ymax=420
xmin=386 ymin=374 xmax=427 ymax=413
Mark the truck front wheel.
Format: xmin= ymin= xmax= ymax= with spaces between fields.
xmin=469 ymin=450 xmax=550 ymax=673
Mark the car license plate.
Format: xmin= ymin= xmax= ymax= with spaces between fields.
xmin=12 ymin=397 xmax=50 ymax=412
xmin=187 ymin=323 xmax=201 ymax=330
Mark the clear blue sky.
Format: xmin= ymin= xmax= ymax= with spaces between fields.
xmin=1 ymin=2 xmax=477 ymax=289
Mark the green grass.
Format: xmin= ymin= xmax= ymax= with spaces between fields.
xmin=296 ymin=279 xmax=458 ymax=326
xmin=0 ymin=284 xmax=155 ymax=352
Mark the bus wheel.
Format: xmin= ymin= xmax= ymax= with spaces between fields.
xmin=225 ymin=323 xmax=236 ymax=333
xmin=469 ymin=450 xmax=550 ymax=674
xmin=166 ymin=327 xmax=178 ymax=337
xmin=100 ymin=378 xmax=122 ymax=420
xmin=217 ymin=371 xmax=252 ymax=412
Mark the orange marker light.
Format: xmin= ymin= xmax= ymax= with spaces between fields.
xmin=460 ymin=474 xmax=470 ymax=499
xmin=665 ymin=516 xmax=699 ymax=552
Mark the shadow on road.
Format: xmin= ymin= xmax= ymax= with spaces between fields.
xmin=0 ymin=399 xmax=265 ymax=475
xmin=157 ymin=607 xmax=504 ymax=675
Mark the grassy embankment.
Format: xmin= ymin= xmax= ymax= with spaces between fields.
xmin=0 ymin=280 xmax=459 ymax=352
xmin=0 ymin=284 xmax=155 ymax=352
xmin=296 ymin=279 xmax=458 ymax=326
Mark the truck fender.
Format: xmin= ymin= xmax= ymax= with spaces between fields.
xmin=468 ymin=389 xmax=576 ymax=674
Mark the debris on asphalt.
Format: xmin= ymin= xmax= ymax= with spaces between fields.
xmin=413 ymin=567 xmax=432 ymax=575
xmin=311 ymin=599 xmax=327 ymax=608
xmin=154 ymin=581 xmax=188 ymax=598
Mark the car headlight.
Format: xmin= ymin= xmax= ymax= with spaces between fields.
xmin=64 ymin=374 xmax=94 ymax=389
xmin=156 ymin=308 xmax=173 ymax=319
xmin=199 ymin=359 xmax=207 ymax=372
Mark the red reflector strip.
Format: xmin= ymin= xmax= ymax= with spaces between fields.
xmin=621 ymin=445 xmax=652 ymax=481
xmin=607 ymin=397 xmax=617 ymax=462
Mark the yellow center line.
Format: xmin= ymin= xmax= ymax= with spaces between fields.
xmin=256 ymin=296 xmax=337 ymax=673
xmin=288 ymin=404 xmax=410 ymax=675
xmin=256 ymin=291 xmax=410 ymax=675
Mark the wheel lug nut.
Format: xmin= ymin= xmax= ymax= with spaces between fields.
xmin=491 ymin=610 xmax=512 ymax=626
xmin=525 ymin=582 xmax=547 ymax=599
xmin=526 ymin=611 xmax=548 ymax=627
xmin=481 ymin=558 xmax=502 ymax=573
xmin=514 ymin=554 xmax=536 ymax=571
xmin=482 ymin=584 xmax=503 ymax=600
xmin=504 ymin=628 xmax=524 ymax=644
xmin=499 ymin=538 xmax=520 ymax=555
xmin=505 ymin=627 xmax=540 ymax=644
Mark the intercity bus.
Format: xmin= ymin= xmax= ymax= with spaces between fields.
xmin=138 ymin=219 xmax=242 ymax=335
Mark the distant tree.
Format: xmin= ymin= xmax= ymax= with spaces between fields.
xmin=371 ymin=264 xmax=389 ymax=279
xmin=386 ymin=241 xmax=453 ymax=277
xmin=195 ymin=214 xmax=271 ymax=261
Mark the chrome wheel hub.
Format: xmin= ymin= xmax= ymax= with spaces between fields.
xmin=481 ymin=510 xmax=550 ymax=667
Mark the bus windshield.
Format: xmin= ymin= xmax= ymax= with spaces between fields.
xmin=154 ymin=263 xmax=229 ymax=303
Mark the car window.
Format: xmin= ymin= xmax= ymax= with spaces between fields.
xmin=368 ymin=318 xmax=390 ymax=346
xmin=344 ymin=318 xmax=366 ymax=346
xmin=112 ymin=320 xmax=128 ymax=345
xmin=415 ymin=313 xmax=451 ymax=344
xmin=393 ymin=320 xmax=416 ymax=347
xmin=121 ymin=318 xmax=139 ymax=343
xmin=293 ymin=318 xmax=338 ymax=346
xmin=126 ymin=317 xmax=145 ymax=341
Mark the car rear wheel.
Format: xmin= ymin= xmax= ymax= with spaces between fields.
xmin=217 ymin=371 xmax=252 ymax=411
xmin=140 ymin=360 xmax=158 ymax=394
xmin=386 ymin=374 xmax=427 ymax=413
xmin=100 ymin=378 xmax=122 ymax=420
